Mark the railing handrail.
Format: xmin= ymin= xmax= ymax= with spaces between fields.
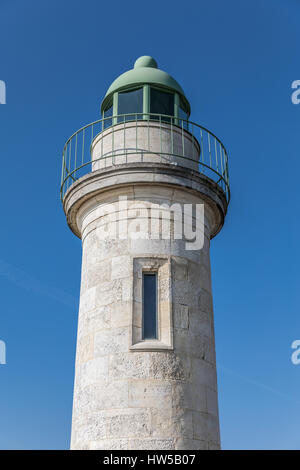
xmin=60 ymin=113 xmax=230 ymax=203
xmin=62 ymin=113 xmax=228 ymax=154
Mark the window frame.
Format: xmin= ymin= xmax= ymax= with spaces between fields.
xmin=130 ymin=256 xmax=173 ymax=352
xmin=102 ymin=85 xmax=189 ymax=125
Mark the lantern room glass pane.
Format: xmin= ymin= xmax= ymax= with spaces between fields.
xmin=117 ymin=88 xmax=143 ymax=122
xmin=150 ymin=87 xmax=174 ymax=122
xmin=143 ymin=273 xmax=157 ymax=340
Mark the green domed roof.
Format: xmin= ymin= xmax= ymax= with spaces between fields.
xmin=101 ymin=56 xmax=190 ymax=114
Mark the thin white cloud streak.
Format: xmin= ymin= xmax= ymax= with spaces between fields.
xmin=0 ymin=258 xmax=78 ymax=310
xmin=219 ymin=364 xmax=300 ymax=405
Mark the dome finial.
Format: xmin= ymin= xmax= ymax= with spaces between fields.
xmin=134 ymin=56 xmax=158 ymax=69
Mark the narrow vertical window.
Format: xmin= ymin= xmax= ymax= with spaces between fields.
xmin=142 ymin=273 xmax=157 ymax=339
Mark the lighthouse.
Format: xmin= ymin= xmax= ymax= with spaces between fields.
xmin=61 ymin=56 xmax=230 ymax=450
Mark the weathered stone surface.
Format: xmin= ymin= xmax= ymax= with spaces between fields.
xmin=181 ymin=382 xmax=206 ymax=412
xmin=191 ymin=358 xmax=218 ymax=390
xmin=174 ymin=304 xmax=189 ymax=329
xmin=69 ymin=148 xmax=223 ymax=450
xmin=110 ymin=301 xmax=131 ymax=328
xmin=72 ymin=413 xmax=106 ymax=446
xmin=198 ymin=289 xmax=213 ymax=313
xmin=129 ymin=438 xmax=174 ymax=450
xmin=78 ymin=305 xmax=111 ymax=338
xmin=76 ymin=334 xmax=94 ymax=366
xmin=111 ymin=255 xmax=131 ymax=280
xmin=109 ymin=353 xmax=150 ymax=380
xmin=128 ymin=380 xmax=174 ymax=409
xmin=188 ymin=308 xmax=211 ymax=338
xmin=94 ymin=327 xmax=129 ymax=357
xmin=150 ymin=408 xmax=193 ymax=439
xmin=193 ymin=411 xmax=220 ymax=444
xmin=89 ymin=439 xmax=129 ymax=450
xmin=175 ymin=438 xmax=208 ymax=450
xmin=149 ymin=352 xmax=185 ymax=381
xmin=79 ymin=357 xmax=109 ymax=388
xmin=107 ymin=409 xmax=151 ymax=438
xmin=206 ymin=386 xmax=219 ymax=416
xmin=73 ymin=381 xmax=129 ymax=415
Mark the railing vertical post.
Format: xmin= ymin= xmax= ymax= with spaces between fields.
xmin=123 ymin=115 xmax=126 ymax=164
xmin=214 ymin=138 xmax=219 ymax=174
xmin=112 ymin=121 xmax=115 ymax=167
xmin=68 ymin=140 xmax=72 ymax=191
xmin=181 ymin=119 xmax=184 ymax=157
xmin=219 ymin=144 xmax=224 ymax=189
xmin=208 ymin=133 xmax=212 ymax=169
xmin=171 ymin=118 xmax=174 ymax=156
xmin=74 ymin=133 xmax=78 ymax=178
xmin=147 ymin=114 xmax=150 ymax=163
xmin=61 ymin=147 xmax=66 ymax=195
xmin=82 ymin=128 xmax=85 ymax=166
xmin=200 ymin=128 xmax=204 ymax=174
xmin=191 ymin=123 xmax=194 ymax=162
xmin=174 ymin=93 xmax=180 ymax=127
xmin=160 ymin=114 xmax=162 ymax=157
xmin=136 ymin=114 xmax=138 ymax=161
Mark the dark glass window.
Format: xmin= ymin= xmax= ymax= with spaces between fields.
xmin=118 ymin=88 xmax=143 ymax=122
xmin=178 ymin=97 xmax=188 ymax=130
xmin=150 ymin=88 xmax=174 ymax=122
xmin=103 ymin=101 xmax=113 ymax=129
xmin=143 ymin=273 xmax=157 ymax=340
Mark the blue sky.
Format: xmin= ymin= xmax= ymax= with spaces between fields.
xmin=0 ymin=0 xmax=299 ymax=449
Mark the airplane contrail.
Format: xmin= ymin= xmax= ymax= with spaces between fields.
xmin=219 ymin=364 xmax=300 ymax=405
xmin=0 ymin=258 xmax=78 ymax=310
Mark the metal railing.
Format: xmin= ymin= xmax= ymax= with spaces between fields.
xmin=60 ymin=113 xmax=230 ymax=202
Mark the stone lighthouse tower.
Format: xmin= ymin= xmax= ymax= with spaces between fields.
xmin=61 ymin=56 xmax=230 ymax=450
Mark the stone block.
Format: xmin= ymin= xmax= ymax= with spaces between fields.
xmin=94 ymin=327 xmax=129 ymax=357
xmin=128 ymin=438 xmax=174 ymax=450
xmin=72 ymin=413 xmax=106 ymax=446
xmin=192 ymin=411 xmax=220 ymax=443
xmin=78 ymin=305 xmax=111 ymax=337
xmin=79 ymin=287 xmax=96 ymax=314
xmin=191 ymin=358 xmax=218 ymax=390
xmin=73 ymin=381 xmax=129 ymax=415
xmin=86 ymin=260 xmax=111 ymax=288
xmin=110 ymin=301 xmax=132 ymax=328
xmin=128 ymin=380 xmax=173 ymax=409
xmin=150 ymin=408 xmax=193 ymax=439
xmin=174 ymin=304 xmax=189 ymax=329
xmin=111 ymin=255 xmax=132 ymax=280
xmin=89 ymin=439 xmax=129 ymax=450
xmin=76 ymin=333 xmax=94 ymax=365
xmin=149 ymin=352 xmax=185 ymax=381
xmin=205 ymin=386 xmax=219 ymax=416
xmin=79 ymin=357 xmax=109 ymax=388
xmin=175 ymin=438 xmax=208 ymax=450
xmin=106 ymin=409 xmax=151 ymax=438
xmin=109 ymin=352 xmax=150 ymax=380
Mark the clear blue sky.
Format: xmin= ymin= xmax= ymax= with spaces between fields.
xmin=0 ymin=0 xmax=299 ymax=450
